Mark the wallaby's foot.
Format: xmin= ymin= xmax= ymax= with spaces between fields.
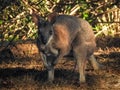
xmin=74 ymin=81 xmax=87 ymax=88
xmin=46 ymin=80 xmax=54 ymax=85
xmin=48 ymin=80 xmax=53 ymax=83
xmin=80 ymin=82 xmax=87 ymax=89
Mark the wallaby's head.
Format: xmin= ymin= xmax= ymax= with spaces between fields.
xmin=38 ymin=20 xmax=53 ymax=45
xmin=32 ymin=12 xmax=55 ymax=45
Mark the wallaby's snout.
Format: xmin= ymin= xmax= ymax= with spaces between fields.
xmin=40 ymin=34 xmax=47 ymax=44
xmin=37 ymin=22 xmax=53 ymax=45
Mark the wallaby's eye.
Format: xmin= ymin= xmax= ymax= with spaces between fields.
xmin=49 ymin=30 xmax=53 ymax=35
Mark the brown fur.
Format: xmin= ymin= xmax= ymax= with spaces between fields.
xmin=32 ymin=12 xmax=101 ymax=85
xmin=53 ymin=24 xmax=70 ymax=52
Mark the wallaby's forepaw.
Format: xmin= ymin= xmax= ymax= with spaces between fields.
xmin=52 ymin=60 xmax=57 ymax=66
xmin=45 ymin=66 xmax=53 ymax=71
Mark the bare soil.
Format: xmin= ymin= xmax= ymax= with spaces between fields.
xmin=0 ymin=37 xmax=120 ymax=90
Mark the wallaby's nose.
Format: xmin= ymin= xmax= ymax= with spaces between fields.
xmin=42 ymin=39 xmax=47 ymax=44
xmin=40 ymin=35 xmax=47 ymax=44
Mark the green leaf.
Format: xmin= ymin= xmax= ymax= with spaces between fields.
xmin=0 ymin=20 xmax=3 ymax=24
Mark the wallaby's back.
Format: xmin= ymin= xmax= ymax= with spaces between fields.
xmin=51 ymin=15 xmax=96 ymax=57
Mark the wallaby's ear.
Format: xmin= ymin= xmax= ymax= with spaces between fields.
xmin=48 ymin=12 xmax=58 ymax=22
xmin=31 ymin=11 xmax=45 ymax=27
xmin=31 ymin=12 xmax=39 ymax=26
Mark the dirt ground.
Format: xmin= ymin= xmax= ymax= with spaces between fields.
xmin=0 ymin=36 xmax=120 ymax=90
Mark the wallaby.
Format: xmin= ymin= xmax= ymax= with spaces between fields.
xmin=32 ymin=12 xmax=100 ymax=84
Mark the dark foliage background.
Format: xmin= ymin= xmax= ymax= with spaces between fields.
xmin=0 ymin=0 xmax=120 ymax=42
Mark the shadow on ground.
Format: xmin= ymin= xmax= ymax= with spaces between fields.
xmin=0 ymin=67 xmax=102 ymax=89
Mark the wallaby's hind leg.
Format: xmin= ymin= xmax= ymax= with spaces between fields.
xmin=89 ymin=55 xmax=100 ymax=70
xmin=89 ymin=55 xmax=105 ymax=70
xmin=74 ymin=50 xmax=87 ymax=84
xmin=78 ymin=58 xmax=86 ymax=83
